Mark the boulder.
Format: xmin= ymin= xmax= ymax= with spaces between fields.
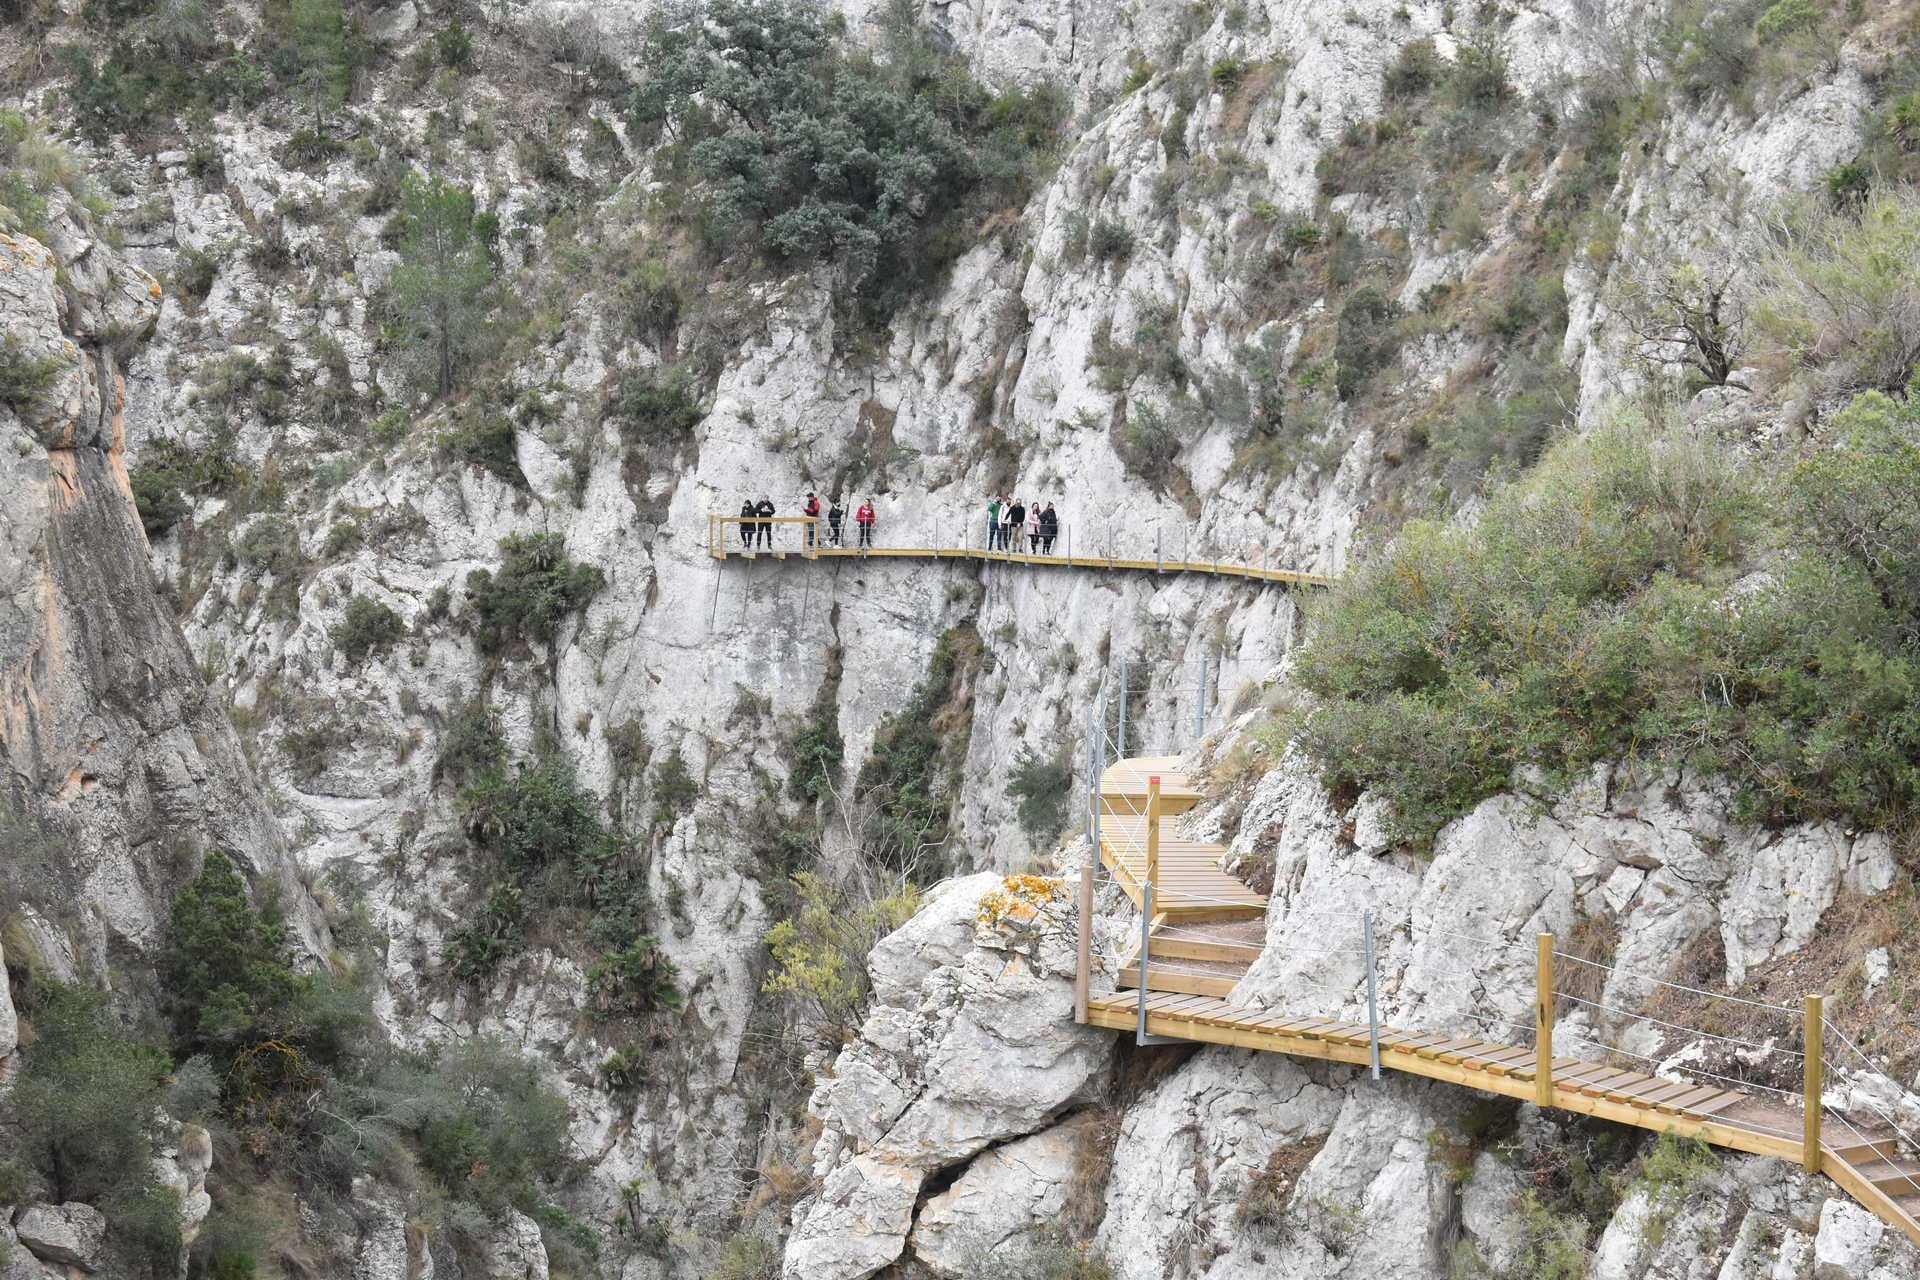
xmin=13 ymin=1203 xmax=107 ymax=1270
xmin=1813 ymin=1197 xmax=1885 ymax=1279
xmin=487 ymin=1210 xmax=548 ymax=1280
xmin=785 ymin=875 xmax=1112 ymax=1280
xmin=909 ymin=1118 xmax=1088 ymax=1275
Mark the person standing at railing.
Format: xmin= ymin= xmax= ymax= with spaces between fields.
xmin=1041 ymin=502 xmax=1059 ymax=554
xmin=1005 ymin=498 xmax=1025 ymax=553
xmin=987 ymin=495 xmax=1003 ymax=550
xmin=802 ymin=492 xmax=821 ymax=548
xmin=754 ymin=495 xmax=775 ymax=548
xmin=827 ymin=496 xmax=845 ymax=547
xmin=1025 ymin=504 xmax=1041 ymax=553
xmin=738 ymin=497 xmax=756 ymax=550
xmin=855 ymin=498 xmax=876 ymax=548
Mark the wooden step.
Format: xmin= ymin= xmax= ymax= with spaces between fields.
xmin=1118 ymin=966 xmax=1239 ymax=998
xmin=1831 ymin=1138 xmax=1902 ymax=1164
xmin=1150 ymin=936 xmax=1264 ymax=964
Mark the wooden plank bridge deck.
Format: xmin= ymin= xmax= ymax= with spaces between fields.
xmin=1077 ymin=755 xmax=1920 ymax=1247
xmin=704 ymin=515 xmax=1332 ymax=588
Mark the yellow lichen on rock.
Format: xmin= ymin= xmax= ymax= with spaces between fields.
xmin=976 ymin=874 xmax=1065 ymax=929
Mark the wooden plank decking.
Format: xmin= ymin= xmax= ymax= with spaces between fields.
xmin=1094 ymin=763 xmax=1265 ymax=921
xmin=1083 ymin=753 xmax=1920 ymax=1248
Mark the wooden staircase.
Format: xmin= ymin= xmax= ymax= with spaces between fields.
xmin=1078 ymin=754 xmax=1920 ymax=1249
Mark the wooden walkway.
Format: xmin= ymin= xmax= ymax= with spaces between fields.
xmin=1077 ymin=755 xmax=1920 ymax=1247
xmin=1094 ymin=761 xmax=1265 ymax=923
xmin=705 ymin=516 xmax=1331 ymax=588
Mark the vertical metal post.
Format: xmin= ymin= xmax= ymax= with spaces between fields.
xmin=1535 ymin=933 xmax=1554 ymax=1108
xmin=1136 ymin=883 xmax=1155 ymax=1046
xmin=1194 ymin=652 xmax=1208 ymax=740
xmin=1805 ymin=995 xmax=1824 ymax=1172
xmin=1075 ymin=865 xmax=1093 ymax=1025
xmin=1364 ymin=909 xmax=1381 ymax=1081
xmin=1117 ymin=658 xmax=1129 ymax=759
xmin=1155 ymin=528 xmax=1162 ymax=572
xmin=1145 ymin=776 xmax=1162 ymax=893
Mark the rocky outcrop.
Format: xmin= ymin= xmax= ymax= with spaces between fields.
xmin=785 ymin=873 xmax=1112 ymax=1280
xmin=11 ymin=1203 xmax=106 ymax=1270
xmin=0 ymin=211 xmax=311 ymax=975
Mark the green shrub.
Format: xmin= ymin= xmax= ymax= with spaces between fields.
xmin=0 ymin=334 xmax=69 ymax=415
xmin=1209 ymin=57 xmax=1248 ymax=90
xmin=1292 ymin=394 xmax=1920 ymax=846
xmin=0 ymin=982 xmax=171 ymax=1205
xmin=436 ymin=700 xmax=506 ymax=783
xmin=129 ymin=464 xmax=192 ymax=536
xmin=611 ymin=366 xmax=703 ymax=444
xmin=631 ymin=0 xmax=1061 ymax=325
xmin=650 ymin=748 xmax=697 ymax=829
xmin=460 ymin=748 xmax=607 ymax=877
xmin=439 ymin=414 xmax=524 ymax=486
xmin=789 ymin=679 xmax=846 ymax=804
xmin=1382 ymin=38 xmax=1442 ymax=99
xmin=464 ymin=532 xmax=606 ymax=657
xmin=1089 ymin=218 xmax=1134 ymax=264
xmin=1754 ymin=0 xmax=1819 ymax=42
xmin=855 ymin=627 xmax=979 ymax=873
xmin=331 ymin=594 xmax=406 ymax=664
xmin=402 ymin=1038 xmax=575 ymax=1214
xmin=1333 ymin=285 xmax=1400 ymax=398
xmin=585 ymin=937 xmax=683 ymax=1016
xmin=389 ymin=174 xmax=496 ymax=397
xmin=433 ymin=19 xmax=473 ymax=70
xmin=762 ymin=871 xmax=920 ymax=1034
xmin=1442 ymin=33 xmax=1512 ymax=110
xmin=1007 ymin=748 xmax=1074 ymax=841
xmin=1753 ymin=187 xmax=1920 ymax=391
xmin=159 ymin=850 xmax=304 ymax=1055
xmin=441 ymin=884 xmax=527 ymax=980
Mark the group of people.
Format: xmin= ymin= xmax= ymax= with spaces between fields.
xmin=737 ymin=494 xmax=877 ymax=549
xmin=731 ymin=493 xmax=1065 ymax=555
xmin=987 ymin=497 xmax=1061 ymax=554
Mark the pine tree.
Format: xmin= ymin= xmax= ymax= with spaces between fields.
xmin=390 ymin=173 xmax=495 ymax=397
xmin=158 ymin=849 xmax=300 ymax=1053
xmin=288 ymin=0 xmax=349 ymax=125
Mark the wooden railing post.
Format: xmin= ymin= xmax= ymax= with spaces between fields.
xmin=1145 ymin=776 xmax=1162 ymax=895
xmin=1535 ymin=933 xmax=1554 ymax=1107
xmin=1805 ymin=994 xmax=1824 ymax=1172
xmin=1075 ymin=865 xmax=1093 ymax=1025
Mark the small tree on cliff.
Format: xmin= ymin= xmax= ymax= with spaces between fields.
xmin=390 ymin=173 xmax=495 ymax=398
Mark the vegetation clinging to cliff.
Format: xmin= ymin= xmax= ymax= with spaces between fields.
xmin=1288 ymin=384 xmax=1920 ymax=848
xmin=630 ymin=0 xmax=1064 ymax=325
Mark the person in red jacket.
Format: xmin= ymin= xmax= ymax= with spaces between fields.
xmin=855 ymin=498 xmax=876 ymax=549
xmin=802 ymin=491 xmax=821 ymax=548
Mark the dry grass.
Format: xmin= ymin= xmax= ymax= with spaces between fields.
xmin=1555 ymin=914 xmax=1622 ymax=1015
xmin=1060 ymin=1110 xmax=1119 ymax=1237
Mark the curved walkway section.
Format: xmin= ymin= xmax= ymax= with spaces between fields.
xmin=1076 ymin=755 xmax=1920 ymax=1247
xmin=705 ymin=515 xmax=1332 ymax=588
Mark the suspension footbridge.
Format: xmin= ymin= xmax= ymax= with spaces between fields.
xmin=1074 ymin=753 xmax=1920 ymax=1247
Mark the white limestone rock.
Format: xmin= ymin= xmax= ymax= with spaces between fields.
xmin=909 ymin=1118 xmax=1088 ymax=1275
xmin=786 ymin=877 xmax=1112 ymax=1280
xmin=12 ymin=1203 xmax=106 ymax=1270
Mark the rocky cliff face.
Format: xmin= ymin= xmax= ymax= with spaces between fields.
xmin=794 ymin=753 xmax=1920 ymax=1279
xmin=2 ymin=0 xmax=1915 ymax=1272
xmin=0 ymin=207 xmax=311 ymax=984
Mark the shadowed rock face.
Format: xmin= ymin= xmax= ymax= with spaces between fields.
xmin=0 ymin=215 xmax=299 ymax=974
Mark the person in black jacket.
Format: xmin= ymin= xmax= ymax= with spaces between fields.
xmin=739 ymin=498 xmax=756 ymax=550
xmin=827 ymin=497 xmax=845 ymax=547
xmin=1006 ymin=498 xmax=1026 ymax=553
xmin=755 ymin=495 xmax=775 ymax=548
xmin=1040 ymin=503 xmax=1059 ymax=554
